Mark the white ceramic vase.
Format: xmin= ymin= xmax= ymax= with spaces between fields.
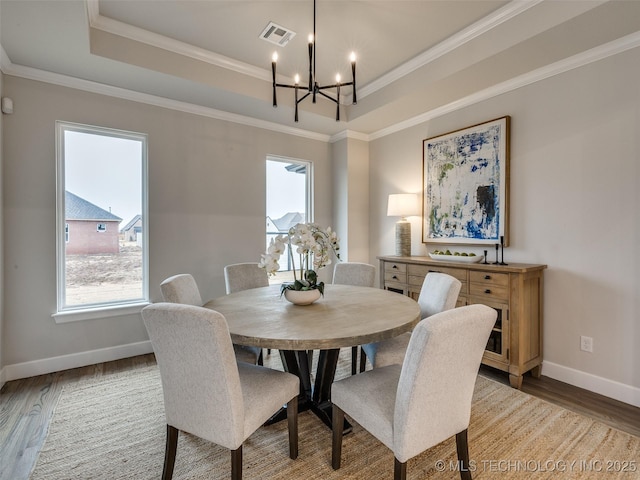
xmin=283 ymin=288 xmax=322 ymax=306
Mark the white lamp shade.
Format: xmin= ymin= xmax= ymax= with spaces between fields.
xmin=387 ymin=193 xmax=420 ymax=217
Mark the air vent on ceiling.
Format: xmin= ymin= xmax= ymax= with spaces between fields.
xmin=260 ymin=22 xmax=296 ymax=47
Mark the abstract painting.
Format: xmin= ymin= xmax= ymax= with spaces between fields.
xmin=422 ymin=116 xmax=510 ymax=245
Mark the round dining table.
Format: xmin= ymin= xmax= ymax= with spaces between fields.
xmin=203 ymin=284 xmax=421 ymax=432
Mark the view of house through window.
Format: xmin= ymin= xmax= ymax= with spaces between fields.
xmin=266 ymin=156 xmax=311 ymax=283
xmin=57 ymin=122 xmax=148 ymax=311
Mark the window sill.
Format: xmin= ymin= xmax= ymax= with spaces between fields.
xmin=52 ymin=302 xmax=150 ymax=324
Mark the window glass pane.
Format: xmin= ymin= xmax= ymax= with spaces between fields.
xmin=58 ymin=123 xmax=147 ymax=310
xmin=266 ymin=157 xmax=310 ymax=283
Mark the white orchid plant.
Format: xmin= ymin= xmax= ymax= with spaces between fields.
xmin=259 ymin=223 xmax=340 ymax=295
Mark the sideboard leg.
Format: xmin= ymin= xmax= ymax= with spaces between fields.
xmin=530 ymin=365 xmax=542 ymax=378
xmin=509 ymin=373 xmax=523 ymax=389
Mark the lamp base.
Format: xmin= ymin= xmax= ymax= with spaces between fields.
xmin=395 ymin=220 xmax=411 ymax=257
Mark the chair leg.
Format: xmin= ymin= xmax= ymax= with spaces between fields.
xmin=359 ymin=347 xmax=367 ymax=373
xmin=231 ymin=446 xmax=242 ymax=480
xmin=258 ymin=350 xmax=264 ymax=366
xmin=351 ymin=346 xmax=358 ymax=375
xmin=162 ymin=425 xmax=178 ymax=480
xmin=287 ymin=397 xmax=298 ymax=459
xmin=331 ymin=405 xmax=344 ymax=470
xmin=455 ymin=429 xmax=473 ymax=480
xmin=394 ymin=458 xmax=407 ymax=480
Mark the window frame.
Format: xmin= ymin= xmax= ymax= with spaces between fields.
xmin=54 ymin=121 xmax=149 ymax=322
xmin=266 ymin=155 xmax=313 ymax=280
xmin=266 ymin=154 xmax=313 ymax=223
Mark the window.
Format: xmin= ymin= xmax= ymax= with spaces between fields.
xmin=266 ymin=156 xmax=312 ymax=283
xmin=56 ymin=122 xmax=148 ymax=316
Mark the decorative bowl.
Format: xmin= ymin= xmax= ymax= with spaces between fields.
xmin=283 ymin=288 xmax=322 ymax=305
xmin=428 ymin=253 xmax=484 ymax=263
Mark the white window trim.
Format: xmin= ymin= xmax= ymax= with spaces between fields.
xmin=55 ymin=121 xmax=149 ymax=321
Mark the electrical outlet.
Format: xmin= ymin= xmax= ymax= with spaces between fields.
xmin=580 ymin=336 xmax=593 ymax=353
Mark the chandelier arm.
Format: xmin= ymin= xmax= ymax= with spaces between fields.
xmin=297 ymin=92 xmax=312 ymax=104
xmin=317 ymin=82 xmax=353 ymax=90
xmin=316 ymin=90 xmax=338 ymax=104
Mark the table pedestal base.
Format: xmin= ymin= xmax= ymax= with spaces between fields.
xmin=264 ymin=349 xmax=352 ymax=434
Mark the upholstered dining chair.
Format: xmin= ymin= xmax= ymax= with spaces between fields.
xmin=142 ymin=303 xmax=299 ymax=480
xmin=224 ymin=262 xmax=269 ymax=294
xmin=331 ymin=304 xmax=497 ymax=480
xmin=160 ymin=273 xmax=263 ymax=365
xmin=332 ymin=262 xmax=377 ymax=374
xmin=360 ymin=272 xmax=461 ymax=371
xmin=223 ymin=263 xmax=272 ymax=356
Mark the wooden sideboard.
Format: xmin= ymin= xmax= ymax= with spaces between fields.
xmin=378 ymin=255 xmax=546 ymax=389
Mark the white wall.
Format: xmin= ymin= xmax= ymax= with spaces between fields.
xmin=369 ymin=47 xmax=640 ymax=405
xmin=1 ymin=76 xmax=333 ymax=374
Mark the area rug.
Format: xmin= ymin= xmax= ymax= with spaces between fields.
xmin=30 ymin=351 xmax=640 ymax=479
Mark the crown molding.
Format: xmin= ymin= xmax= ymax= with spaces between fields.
xmin=369 ymin=30 xmax=640 ymax=141
xmin=3 ymin=29 xmax=639 ymax=144
xmin=0 ymin=44 xmax=11 ymax=73
xmin=329 ymin=130 xmax=370 ymax=144
xmin=84 ymin=0 xmax=543 ymax=103
xmin=85 ymin=0 xmax=270 ymax=82
xmin=358 ymin=0 xmax=544 ymax=99
xmin=1 ymin=56 xmax=330 ymax=143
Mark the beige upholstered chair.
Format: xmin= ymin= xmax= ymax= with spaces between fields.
xmin=331 ymin=304 xmax=496 ymax=480
xmin=360 ymin=272 xmax=461 ymax=371
xmin=160 ymin=274 xmax=262 ymax=365
xmin=332 ymin=262 xmax=377 ymax=374
xmin=142 ymin=303 xmax=299 ymax=480
xmin=224 ymin=262 xmax=269 ymax=294
xmin=223 ymin=263 xmax=271 ymax=356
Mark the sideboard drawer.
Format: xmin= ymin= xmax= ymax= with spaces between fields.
xmin=469 ymin=282 xmax=508 ymax=301
xmin=384 ymin=262 xmax=407 ymax=284
xmin=407 ymin=264 xmax=467 ymax=283
xmin=469 ymin=271 xmax=509 ymax=287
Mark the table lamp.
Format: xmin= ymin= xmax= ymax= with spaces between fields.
xmin=387 ymin=193 xmax=419 ymax=257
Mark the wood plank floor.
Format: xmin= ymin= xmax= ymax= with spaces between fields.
xmin=1 ymin=353 xmax=638 ymax=480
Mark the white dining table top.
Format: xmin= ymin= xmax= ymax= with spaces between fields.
xmin=203 ymin=284 xmax=421 ymax=351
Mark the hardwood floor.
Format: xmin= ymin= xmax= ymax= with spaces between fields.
xmin=1 ymin=354 xmax=638 ymax=480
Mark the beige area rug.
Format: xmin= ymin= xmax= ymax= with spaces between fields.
xmin=31 ymin=351 xmax=640 ymax=479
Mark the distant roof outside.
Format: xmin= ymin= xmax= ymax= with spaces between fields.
xmin=65 ymin=191 xmax=122 ymax=222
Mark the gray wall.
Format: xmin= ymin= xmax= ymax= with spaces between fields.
xmin=369 ymin=47 xmax=640 ymax=402
xmin=331 ymin=137 xmax=370 ymax=263
xmin=0 ymin=72 xmax=4 ymax=378
xmin=2 ymin=45 xmax=639 ymax=405
xmin=1 ymin=76 xmax=332 ymax=368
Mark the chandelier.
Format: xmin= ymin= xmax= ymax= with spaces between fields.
xmin=271 ymin=0 xmax=357 ymax=122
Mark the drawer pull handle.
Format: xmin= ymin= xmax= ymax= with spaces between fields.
xmin=485 ymin=289 xmax=491 ymax=294
xmin=484 ymin=275 xmax=491 ymax=280
xmin=392 ymin=275 xmax=398 ymax=280
xmin=392 ymin=265 xmax=398 ymax=269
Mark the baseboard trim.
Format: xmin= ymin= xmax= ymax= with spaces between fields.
xmin=3 ymin=341 xmax=154 ymax=383
xmin=543 ymin=361 xmax=640 ymax=408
